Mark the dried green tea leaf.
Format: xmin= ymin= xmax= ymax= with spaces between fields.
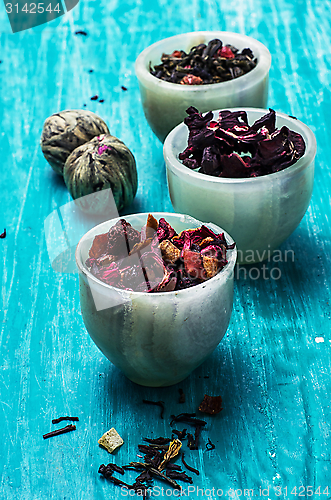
xmin=98 ymin=427 xmax=124 ymax=453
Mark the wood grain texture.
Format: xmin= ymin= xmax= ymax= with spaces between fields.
xmin=1 ymin=0 xmax=331 ymax=498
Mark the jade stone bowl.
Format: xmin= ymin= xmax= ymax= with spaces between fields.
xmin=135 ymin=31 xmax=271 ymax=141
xmin=164 ymin=109 xmax=317 ymax=264
xmin=76 ymin=212 xmax=237 ymax=387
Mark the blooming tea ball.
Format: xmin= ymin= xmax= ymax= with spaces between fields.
xmin=63 ymin=134 xmax=138 ymax=214
xmin=40 ymin=109 xmax=110 ymax=175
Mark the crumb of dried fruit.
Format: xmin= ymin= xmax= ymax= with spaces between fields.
xmin=180 ymin=75 xmax=203 ymax=85
xmin=159 ymin=240 xmax=180 ymax=264
xmin=89 ymin=233 xmax=108 ymax=259
xmin=198 ymin=394 xmax=223 ymax=415
xmin=107 ymin=219 xmax=140 ymax=257
xmin=98 ymin=427 xmax=124 ymax=453
xmin=202 ymin=256 xmax=219 ymax=278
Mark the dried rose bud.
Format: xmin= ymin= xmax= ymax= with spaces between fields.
xmin=180 ymin=75 xmax=204 ymax=85
xmin=41 ymin=109 xmax=109 ymax=175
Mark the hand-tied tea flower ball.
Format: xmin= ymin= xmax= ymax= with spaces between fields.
xmin=40 ymin=109 xmax=110 ymax=175
xmin=63 ymin=134 xmax=137 ymax=213
xmin=41 ymin=109 xmax=138 ymax=213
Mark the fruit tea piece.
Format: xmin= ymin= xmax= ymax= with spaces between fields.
xmin=159 ymin=239 xmax=181 ymax=264
xmin=203 ymin=255 xmax=219 ymax=278
xmin=88 ymin=233 xmax=109 ymax=259
xmin=98 ymin=427 xmax=124 ymax=453
xmin=198 ymin=394 xmax=223 ymax=414
xmin=179 ymin=107 xmax=306 ymax=178
xmin=86 ymin=214 xmax=234 ymax=292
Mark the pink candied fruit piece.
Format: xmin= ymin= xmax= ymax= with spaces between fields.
xmin=180 ymin=74 xmax=204 ymax=85
xmin=218 ymin=46 xmax=235 ymax=59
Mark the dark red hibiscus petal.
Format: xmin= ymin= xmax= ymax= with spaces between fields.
xmin=150 ymin=268 xmax=177 ymax=292
xmin=179 ymin=107 xmax=306 ymax=179
xmin=201 ymin=244 xmax=227 ymax=265
xmin=157 ymin=218 xmax=177 ymax=242
xmin=288 ymin=130 xmax=306 ymax=159
xmin=219 ymin=153 xmax=252 ymax=178
xmin=251 ymin=108 xmax=276 ymax=133
xmin=172 ymin=226 xmax=215 ymax=249
xmin=201 ymin=146 xmax=221 ymax=174
xmin=96 ymin=262 xmax=121 ymax=286
xmin=217 ymin=109 xmax=248 ymax=129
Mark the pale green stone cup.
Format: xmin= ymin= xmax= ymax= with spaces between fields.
xmin=135 ymin=31 xmax=271 ymax=141
xmin=76 ymin=213 xmax=236 ymax=387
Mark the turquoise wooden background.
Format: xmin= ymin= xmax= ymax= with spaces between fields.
xmin=1 ymin=0 xmax=331 ymax=498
